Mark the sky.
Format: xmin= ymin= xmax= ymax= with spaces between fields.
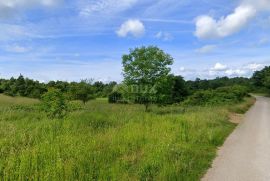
xmin=0 ymin=0 xmax=270 ymax=82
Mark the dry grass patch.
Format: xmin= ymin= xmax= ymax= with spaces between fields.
xmin=229 ymin=113 xmax=244 ymax=124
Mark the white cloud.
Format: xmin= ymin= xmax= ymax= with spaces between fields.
xmin=172 ymin=66 xmax=198 ymax=80
xmin=243 ymin=0 xmax=270 ymax=11
xmin=116 ymin=19 xmax=145 ymax=37
xmin=209 ymin=68 xmax=247 ymax=78
xmin=225 ymin=69 xmax=247 ymax=76
xmin=244 ymin=63 xmax=265 ymax=71
xmin=155 ymin=31 xmax=173 ymax=41
xmin=211 ymin=63 xmax=228 ymax=71
xmin=195 ymin=0 xmax=270 ymax=39
xmin=196 ymin=45 xmax=217 ymax=53
xmin=0 ymin=0 xmax=61 ymax=18
xmin=208 ymin=62 xmax=266 ymax=78
xmin=178 ymin=67 xmax=194 ymax=73
xmin=179 ymin=67 xmax=186 ymax=72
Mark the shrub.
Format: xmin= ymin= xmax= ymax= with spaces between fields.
xmin=183 ymin=85 xmax=248 ymax=106
xmin=108 ymin=91 xmax=123 ymax=103
xmin=41 ymin=89 xmax=68 ymax=119
xmin=4 ymin=91 xmax=16 ymax=97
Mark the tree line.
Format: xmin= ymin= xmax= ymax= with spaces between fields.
xmin=0 ymin=76 xmax=117 ymax=103
xmin=1 ymin=46 xmax=269 ymax=112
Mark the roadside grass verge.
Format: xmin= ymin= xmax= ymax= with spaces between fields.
xmin=250 ymin=92 xmax=270 ymax=97
xmin=0 ymin=95 xmax=254 ymax=180
xmin=227 ymin=97 xmax=256 ymax=114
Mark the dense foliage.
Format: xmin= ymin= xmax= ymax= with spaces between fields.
xmin=0 ymin=68 xmax=266 ymax=109
xmin=183 ymin=85 xmax=249 ymax=106
xmin=186 ymin=77 xmax=251 ymax=93
xmin=251 ymin=66 xmax=270 ymax=93
xmin=0 ymin=75 xmax=47 ymax=98
xmin=0 ymin=75 xmax=117 ymax=102
xmin=41 ymin=89 xmax=68 ymax=119
xmin=122 ymin=46 xmax=174 ymax=110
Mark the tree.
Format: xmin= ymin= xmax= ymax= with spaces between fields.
xmin=0 ymin=75 xmax=115 ymax=99
xmin=154 ymin=75 xmax=189 ymax=105
xmin=252 ymin=66 xmax=270 ymax=91
xmin=41 ymin=88 xmax=68 ymax=119
xmin=171 ymin=75 xmax=189 ymax=103
xmin=108 ymin=91 xmax=122 ymax=103
xmin=70 ymin=80 xmax=95 ymax=104
xmin=93 ymin=81 xmax=104 ymax=97
xmin=16 ymin=74 xmax=26 ymax=96
xmin=102 ymin=81 xmax=117 ymax=97
xmin=3 ymin=77 xmax=17 ymax=96
xmin=122 ymin=46 xmax=173 ymax=111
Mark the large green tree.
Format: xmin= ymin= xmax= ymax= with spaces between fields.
xmin=69 ymin=80 xmax=95 ymax=104
xmin=122 ymin=46 xmax=173 ymax=110
xmin=252 ymin=66 xmax=270 ymax=91
xmin=16 ymin=75 xmax=26 ymax=96
xmin=154 ymin=75 xmax=189 ymax=105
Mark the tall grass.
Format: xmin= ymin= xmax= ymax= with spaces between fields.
xmin=0 ymin=95 xmax=253 ymax=180
xmin=0 ymin=94 xmax=39 ymax=107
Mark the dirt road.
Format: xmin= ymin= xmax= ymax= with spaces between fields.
xmin=202 ymin=96 xmax=270 ymax=181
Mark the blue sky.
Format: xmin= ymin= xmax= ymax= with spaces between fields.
xmin=0 ymin=0 xmax=270 ymax=82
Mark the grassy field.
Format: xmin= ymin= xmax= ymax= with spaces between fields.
xmin=0 ymin=94 xmax=255 ymax=181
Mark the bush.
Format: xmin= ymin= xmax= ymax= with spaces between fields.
xmin=183 ymin=85 xmax=248 ymax=106
xmin=108 ymin=91 xmax=123 ymax=103
xmin=4 ymin=91 xmax=16 ymax=97
xmin=41 ymin=89 xmax=68 ymax=119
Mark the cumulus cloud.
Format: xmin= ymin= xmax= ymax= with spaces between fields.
xmin=243 ymin=0 xmax=270 ymax=11
xmin=211 ymin=63 xmax=228 ymax=71
xmin=174 ymin=63 xmax=266 ymax=80
xmin=172 ymin=66 xmax=198 ymax=80
xmin=179 ymin=67 xmax=186 ymax=72
xmin=178 ymin=67 xmax=196 ymax=73
xmin=0 ymin=0 xmax=61 ymax=18
xmin=195 ymin=45 xmax=217 ymax=53
xmin=224 ymin=69 xmax=247 ymax=76
xmin=116 ymin=19 xmax=145 ymax=37
xmin=155 ymin=31 xmax=173 ymax=41
xmin=244 ymin=63 xmax=265 ymax=71
xmin=195 ymin=0 xmax=270 ymax=39
xmin=208 ymin=62 xmax=266 ymax=78
xmin=209 ymin=67 xmax=247 ymax=78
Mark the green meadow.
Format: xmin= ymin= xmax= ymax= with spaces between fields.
xmin=0 ymin=94 xmax=254 ymax=181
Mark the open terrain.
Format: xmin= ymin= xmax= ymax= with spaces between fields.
xmin=203 ymin=96 xmax=270 ymax=181
xmin=0 ymin=94 xmax=254 ymax=180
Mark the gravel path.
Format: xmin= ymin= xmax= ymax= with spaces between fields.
xmin=202 ymin=96 xmax=270 ymax=181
